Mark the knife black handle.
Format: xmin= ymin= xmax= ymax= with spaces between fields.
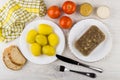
xmin=56 ymin=54 xmax=80 ymax=65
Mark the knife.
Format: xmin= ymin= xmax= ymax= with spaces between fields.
xmin=56 ymin=54 xmax=103 ymax=73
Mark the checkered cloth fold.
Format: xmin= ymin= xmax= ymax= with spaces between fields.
xmin=18 ymin=0 xmax=47 ymax=17
xmin=0 ymin=26 xmax=5 ymax=42
xmin=0 ymin=0 xmax=36 ymax=42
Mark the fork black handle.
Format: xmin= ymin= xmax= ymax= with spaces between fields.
xmin=69 ymin=70 xmax=96 ymax=78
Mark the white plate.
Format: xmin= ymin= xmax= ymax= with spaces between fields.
xmin=19 ymin=20 xmax=65 ymax=64
xmin=68 ymin=19 xmax=112 ymax=62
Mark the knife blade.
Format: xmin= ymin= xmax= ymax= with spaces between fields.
xmin=56 ymin=54 xmax=103 ymax=73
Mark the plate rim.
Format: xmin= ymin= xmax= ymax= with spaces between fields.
xmin=68 ymin=19 xmax=112 ymax=62
xmin=19 ymin=19 xmax=65 ymax=64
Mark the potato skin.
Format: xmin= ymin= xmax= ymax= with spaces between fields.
xmin=35 ymin=34 xmax=47 ymax=46
xmin=42 ymin=45 xmax=55 ymax=56
xmin=30 ymin=43 xmax=41 ymax=56
xmin=26 ymin=30 xmax=38 ymax=44
xmin=48 ymin=33 xmax=59 ymax=47
xmin=38 ymin=24 xmax=53 ymax=35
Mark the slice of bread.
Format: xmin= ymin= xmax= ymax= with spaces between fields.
xmin=8 ymin=45 xmax=27 ymax=65
xmin=3 ymin=48 xmax=22 ymax=70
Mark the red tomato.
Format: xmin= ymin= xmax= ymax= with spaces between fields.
xmin=62 ymin=1 xmax=76 ymax=14
xmin=59 ymin=16 xmax=72 ymax=29
xmin=47 ymin=6 xmax=61 ymax=19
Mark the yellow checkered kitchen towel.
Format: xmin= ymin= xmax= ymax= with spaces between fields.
xmin=18 ymin=0 xmax=47 ymax=17
xmin=0 ymin=27 xmax=4 ymax=42
xmin=0 ymin=0 xmax=36 ymax=42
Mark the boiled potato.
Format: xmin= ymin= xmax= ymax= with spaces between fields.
xmin=35 ymin=34 xmax=47 ymax=46
xmin=30 ymin=43 xmax=41 ymax=56
xmin=42 ymin=45 xmax=55 ymax=56
xmin=48 ymin=33 xmax=59 ymax=47
xmin=38 ymin=24 xmax=53 ymax=35
xmin=26 ymin=30 xmax=38 ymax=44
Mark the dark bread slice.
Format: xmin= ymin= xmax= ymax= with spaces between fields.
xmin=8 ymin=45 xmax=27 ymax=65
xmin=3 ymin=48 xmax=22 ymax=70
xmin=75 ymin=25 xmax=105 ymax=56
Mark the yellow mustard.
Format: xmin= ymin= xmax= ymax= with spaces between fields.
xmin=80 ymin=3 xmax=93 ymax=16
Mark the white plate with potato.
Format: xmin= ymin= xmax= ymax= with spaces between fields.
xmin=19 ymin=20 xmax=65 ymax=64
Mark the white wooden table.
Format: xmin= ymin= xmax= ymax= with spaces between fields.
xmin=0 ymin=0 xmax=120 ymax=80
